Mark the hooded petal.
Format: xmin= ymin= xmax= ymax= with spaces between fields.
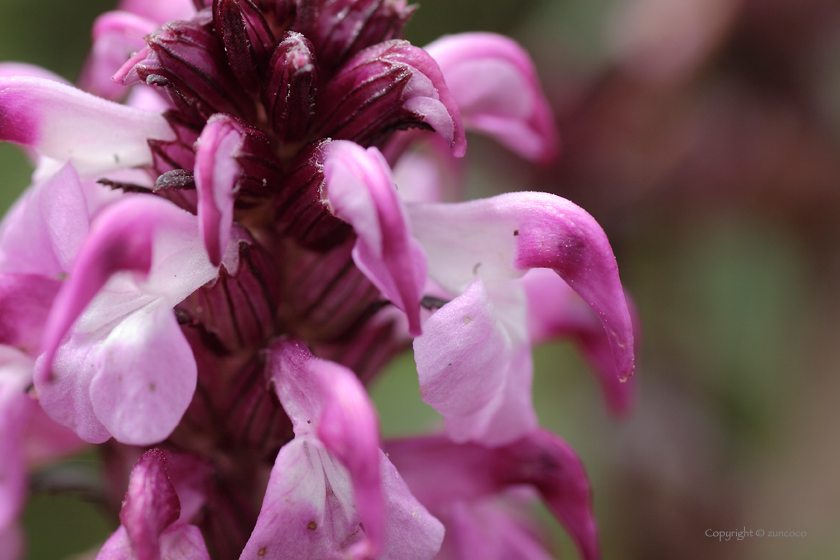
xmin=0 ymin=77 xmax=175 ymax=178
xmin=425 ymin=33 xmax=558 ymax=164
xmin=407 ymin=191 xmax=635 ymax=382
xmin=414 ymin=278 xmax=537 ymax=446
xmin=386 ymin=430 xmax=600 ymax=560
xmin=323 ymin=141 xmax=426 ymax=335
xmin=37 ymin=195 xmax=206 ymax=372
xmin=522 ymin=268 xmax=637 ymax=416
xmin=35 ymin=195 xmax=218 ymax=444
xmin=242 ymin=339 xmax=443 ymax=559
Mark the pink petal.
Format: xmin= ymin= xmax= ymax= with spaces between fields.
xmin=120 ymin=450 xmax=181 ymax=559
xmin=522 ymin=268 xmax=637 ymax=416
xmin=426 ymin=33 xmax=559 ymax=164
xmin=436 ymin=499 xmax=556 ymax=560
xmin=194 ymin=115 xmax=244 ymax=266
xmin=117 ymin=0 xmax=196 ymax=23
xmin=0 ymin=347 xmax=33 ymax=531
xmin=0 ymin=274 xmax=61 ymax=354
xmin=408 ymin=191 xmax=635 ymax=382
xmin=78 ymin=11 xmax=159 ymax=100
xmin=0 ymin=77 xmax=174 ymax=177
xmin=37 ymin=303 xmax=198 ymax=445
xmin=0 ymin=163 xmax=89 ymax=278
xmin=386 ymin=430 xmax=600 ymax=560
xmin=97 ymin=449 xmax=211 ymax=560
xmin=414 ymin=278 xmax=537 ymax=446
xmin=323 ymin=141 xmax=427 ymax=335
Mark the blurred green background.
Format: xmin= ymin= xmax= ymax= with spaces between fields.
xmin=2 ymin=0 xmax=840 ymax=558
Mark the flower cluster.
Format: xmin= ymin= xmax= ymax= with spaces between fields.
xmin=0 ymin=0 xmax=636 ymax=558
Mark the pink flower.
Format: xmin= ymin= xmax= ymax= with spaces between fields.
xmin=0 ymin=1 xmax=637 ymax=558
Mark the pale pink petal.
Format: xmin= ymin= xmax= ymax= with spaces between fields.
xmin=414 ymin=278 xmax=537 ymax=446
xmin=0 ymin=77 xmax=175 ymax=177
xmin=0 ymin=347 xmax=33 ymax=531
xmin=194 ymin=114 xmax=244 ymax=266
xmin=323 ymin=141 xmax=427 ymax=335
xmin=390 ymin=133 xmax=465 ymax=204
xmin=36 ymin=302 xmax=197 ymax=445
xmin=240 ymin=438 xmax=368 ymax=560
xmin=426 ymin=33 xmax=559 ymax=164
xmin=88 ymin=303 xmax=197 ymax=444
xmin=386 ymin=431 xmax=600 ymax=560
xmin=0 ymin=163 xmax=89 ymax=277
xmin=117 ymin=0 xmax=197 ymax=23
xmin=241 ymin=439 xmax=443 ymax=560
xmin=98 ymin=524 xmax=211 ymax=560
xmin=436 ymin=499 xmax=555 ymax=560
xmin=78 ymin=11 xmax=159 ymax=100
xmin=251 ymin=339 xmax=443 ymax=559
xmin=408 ymin=191 xmax=635 ymax=382
xmin=522 ymin=268 xmax=636 ymax=416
